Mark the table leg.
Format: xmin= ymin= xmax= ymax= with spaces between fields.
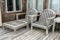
xmin=52 ymin=22 xmax=55 ymax=32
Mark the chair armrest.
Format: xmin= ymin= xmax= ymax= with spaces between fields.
xmin=27 ymin=15 xmax=40 ymax=17
xmin=47 ymin=16 xmax=55 ymax=20
xmin=27 ymin=15 xmax=40 ymax=22
xmin=26 ymin=15 xmax=40 ymax=18
xmin=16 ymin=13 xmax=25 ymax=20
xmin=46 ymin=16 xmax=55 ymax=26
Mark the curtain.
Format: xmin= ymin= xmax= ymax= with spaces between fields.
xmin=36 ymin=0 xmax=43 ymax=11
xmin=50 ymin=0 xmax=59 ymax=12
xmin=28 ymin=0 xmax=36 ymax=9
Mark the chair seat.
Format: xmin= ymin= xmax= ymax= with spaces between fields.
xmin=32 ymin=21 xmax=49 ymax=29
xmin=33 ymin=21 xmax=47 ymax=26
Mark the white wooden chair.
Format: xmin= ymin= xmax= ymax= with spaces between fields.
xmin=31 ymin=9 xmax=56 ymax=34
xmin=19 ymin=8 xmax=38 ymax=29
xmin=19 ymin=8 xmax=38 ymax=23
xmin=3 ymin=8 xmax=38 ymax=32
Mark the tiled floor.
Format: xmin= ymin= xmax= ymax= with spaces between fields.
xmin=0 ymin=27 xmax=60 ymax=40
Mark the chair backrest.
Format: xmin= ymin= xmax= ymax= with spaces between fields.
xmin=26 ymin=8 xmax=38 ymax=15
xmin=25 ymin=8 xmax=38 ymax=22
xmin=39 ymin=9 xmax=56 ymax=23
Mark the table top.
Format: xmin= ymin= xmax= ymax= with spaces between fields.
xmin=54 ymin=17 xmax=60 ymax=23
xmin=3 ymin=20 xmax=28 ymax=27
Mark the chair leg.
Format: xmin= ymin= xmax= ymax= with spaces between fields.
xmin=31 ymin=25 xmax=33 ymax=30
xmin=10 ymin=29 xmax=16 ymax=40
xmin=31 ymin=17 xmax=33 ymax=30
xmin=2 ymin=25 xmax=5 ymax=30
xmin=14 ymin=29 xmax=16 ymax=34
xmin=46 ymin=29 xmax=48 ymax=35
xmin=52 ymin=22 xmax=55 ymax=32
xmin=27 ymin=24 xmax=29 ymax=29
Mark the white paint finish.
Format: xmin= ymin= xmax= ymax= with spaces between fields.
xmin=5 ymin=0 xmax=22 ymax=13
xmin=0 ymin=7 xmax=2 ymax=26
xmin=31 ymin=9 xmax=56 ymax=35
xmin=3 ymin=20 xmax=28 ymax=32
xmin=13 ymin=0 xmax=16 ymax=11
xmin=53 ymin=17 xmax=60 ymax=32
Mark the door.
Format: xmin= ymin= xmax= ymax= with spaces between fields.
xmin=0 ymin=7 xmax=2 ymax=26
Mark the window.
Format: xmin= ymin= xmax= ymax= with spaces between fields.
xmin=27 ymin=0 xmax=36 ymax=10
xmin=48 ymin=0 xmax=59 ymax=13
xmin=36 ymin=0 xmax=43 ymax=11
xmin=16 ymin=0 xmax=22 ymax=10
xmin=5 ymin=0 xmax=22 ymax=13
xmin=27 ymin=0 xmax=43 ymax=11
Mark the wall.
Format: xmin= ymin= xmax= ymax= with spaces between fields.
xmin=1 ymin=0 xmax=46 ymax=23
xmin=1 ymin=0 xmax=26 ymax=23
